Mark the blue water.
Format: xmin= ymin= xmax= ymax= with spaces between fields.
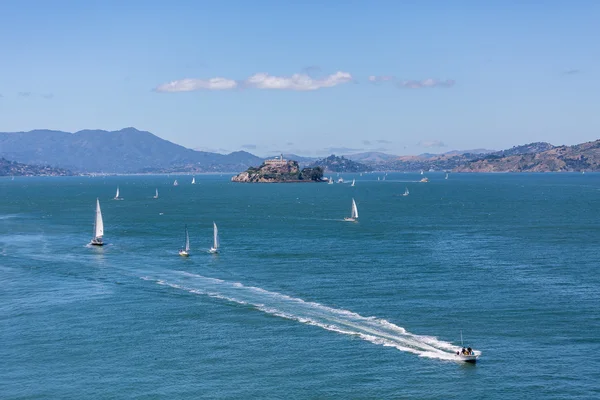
xmin=1 ymin=173 xmax=599 ymax=399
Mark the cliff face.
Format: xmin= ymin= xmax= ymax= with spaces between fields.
xmin=231 ymin=160 xmax=324 ymax=182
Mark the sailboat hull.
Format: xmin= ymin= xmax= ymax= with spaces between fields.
xmin=179 ymin=250 xmax=189 ymax=257
xmin=209 ymin=247 xmax=218 ymax=254
xmin=343 ymin=217 xmax=357 ymax=222
xmin=90 ymin=238 xmax=103 ymax=246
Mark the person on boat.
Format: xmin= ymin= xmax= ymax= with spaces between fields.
xmin=461 ymin=347 xmax=467 ymax=355
xmin=467 ymin=347 xmax=473 ymax=355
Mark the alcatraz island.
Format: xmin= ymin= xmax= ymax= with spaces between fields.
xmin=231 ymin=154 xmax=324 ymax=183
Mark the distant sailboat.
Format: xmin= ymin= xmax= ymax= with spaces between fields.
xmin=445 ymin=172 xmax=449 ymax=180
xmin=179 ymin=225 xmax=190 ymax=257
xmin=328 ymin=177 xmax=334 ymax=185
xmin=377 ymin=177 xmax=380 ymax=181
xmin=420 ymin=170 xmax=424 ymax=175
xmin=344 ymin=198 xmax=359 ymax=222
xmin=351 ymin=179 xmax=355 ymax=187
xmin=173 ymin=180 xmax=179 ymax=186
xmin=402 ymin=187 xmax=409 ymax=196
xmin=209 ymin=222 xmax=219 ymax=254
xmin=90 ymin=198 xmax=104 ymax=246
xmin=153 ymin=188 xmax=159 ymax=199
xmin=191 ymin=177 xmax=196 ymax=184
xmin=114 ymin=186 xmax=123 ymax=200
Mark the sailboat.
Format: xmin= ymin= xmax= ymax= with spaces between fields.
xmin=328 ymin=177 xmax=334 ymax=185
xmin=179 ymin=225 xmax=190 ymax=257
xmin=153 ymin=188 xmax=159 ymax=199
xmin=402 ymin=187 xmax=409 ymax=196
xmin=344 ymin=198 xmax=359 ymax=222
xmin=209 ymin=222 xmax=219 ymax=253
xmin=90 ymin=198 xmax=104 ymax=246
xmin=173 ymin=180 xmax=179 ymax=186
xmin=351 ymin=179 xmax=355 ymax=187
xmin=191 ymin=177 xmax=196 ymax=184
xmin=113 ymin=186 xmax=123 ymax=200
xmin=445 ymin=172 xmax=449 ymax=180
xmin=455 ymin=331 xmax=479 ymax=363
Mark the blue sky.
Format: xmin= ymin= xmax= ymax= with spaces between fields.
xmin=0 ymin=0 xmax=598 ymax=156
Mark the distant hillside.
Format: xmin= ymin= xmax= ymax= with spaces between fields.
xmin=0 ymin=128 xmax=263 ymax=173
xmin=309 ymin=154 xmax=372 ymax=173
xmin=0 ymin=157 xmax=73 ymax=176
xmin=344 ymin=152 xmax=399 ymax=163
xmin=455 ymin=140 xmax=600 ymax=172
xmin=441 ymin=148 xmax=495 ymax=157
xmin=489 ymin=142 xmax=554 ymax=157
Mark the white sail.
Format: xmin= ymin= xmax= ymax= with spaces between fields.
xmin=192 ymin=177 xmax=196 ymax=184
xmin=154 ymin=188 xmax=158 ymax=198
xmin=403 ymin=187 xmax=409 ymax=196
xmin=173 ymin=180 xmax=178 ymax=186
xmin=213 ymin=222 xmax=219 ymax=250
xmin=351 ymin=179 xmax=355 ymax=187
xmin=351 ymin=198 xmax=358 ymax=219
xmin=184 ymin=225 xmax=190 ymax=252
xmin=94 ymin=198 xmax=104 ymax=238
xmin=115 ymin=186 xmax=120 ymax=199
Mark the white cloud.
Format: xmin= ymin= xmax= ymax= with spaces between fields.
xmin=368 ymin=75 xmax=394 ymax=83
xmin=156 ymin=71 xmax=353 ymax=92
xmin=156 ymin=77 xmax=238 ymax=92
xmin=398 ymin=79 xmax=455 ymax=89
xmin=244 ymin=71 xmax=352 ymax=90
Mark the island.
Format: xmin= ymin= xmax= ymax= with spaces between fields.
xmin=231 ymin=155 xmax=324 ymax=183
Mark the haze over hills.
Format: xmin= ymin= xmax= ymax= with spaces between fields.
xmin=0 ymin=127 xmax=598 ymax=174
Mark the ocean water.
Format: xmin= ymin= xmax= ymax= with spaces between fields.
xmin=1 ymin=173 xmax=599 ymax=399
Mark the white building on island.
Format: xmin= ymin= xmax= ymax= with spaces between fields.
xmin=264 ymin=154 xmax=288 ymax=166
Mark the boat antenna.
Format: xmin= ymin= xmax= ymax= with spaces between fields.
xmin=460 ymin=330 xmax=464 ymax=347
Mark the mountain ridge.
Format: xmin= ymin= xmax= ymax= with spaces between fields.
xmin=1 ymin=127 xmax=598 ymax=173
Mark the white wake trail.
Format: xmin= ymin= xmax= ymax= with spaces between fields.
xmin=142 ymin=271 xmax=475 ymax=361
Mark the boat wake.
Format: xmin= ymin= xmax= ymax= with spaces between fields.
xmin=141 ymin=271 xmax=472 ymax=361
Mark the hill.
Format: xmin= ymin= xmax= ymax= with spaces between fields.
xmin=454 ymin=140 xmax=600 ymax=172
xmin=309 ymin=154 xmax=372 ymax=172
xmin=0 ymin=157 xmax=73 ymax=176
xmin=0 ymin=128 xmax=263 ymax=173
xmin=344 ymin=152 xmax=399 ymax=163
